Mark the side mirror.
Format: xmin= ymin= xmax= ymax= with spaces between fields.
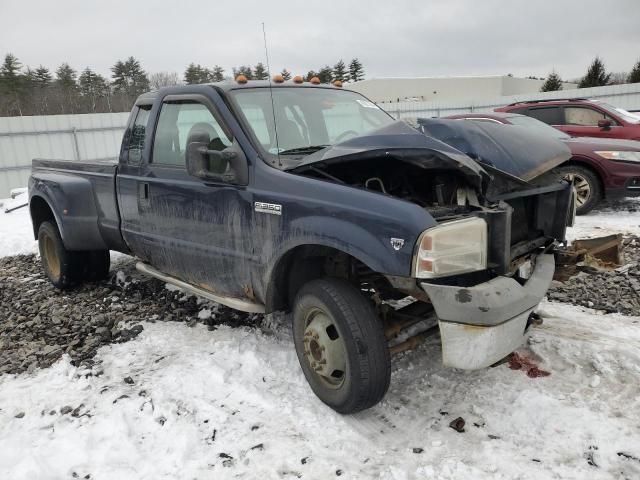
xmin=598 ymin=119 xmax=612 ymax=129
xmin=186 ymin=142 xmax=236 ymax=179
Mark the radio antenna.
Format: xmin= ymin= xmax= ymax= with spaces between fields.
xmin=262 ymin=22 xmax=281 ymax=167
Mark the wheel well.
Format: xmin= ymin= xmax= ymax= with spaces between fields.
xmin=29 ymin=196 xmax=56 ymax=239
xmin=265 ymin=245 xmax=392 ymax=314
xmin=563 ymin=159 xmax=604 ymax=196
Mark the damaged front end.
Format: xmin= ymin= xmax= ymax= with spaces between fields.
xmin=290 ymin=120 xmax=574 ymax=369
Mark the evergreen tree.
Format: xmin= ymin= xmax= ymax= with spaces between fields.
xmin=111 ymin=57 xmax=150 ymax=95
xmin=0 ymin=53 xmax=23 ymax=87
xmin=0 ymin=53 xmax=26 ymax=114
xmin=32 ymin=65 xmax=52 ymax=88
xmin=184 ymin=63 xmax=211 ymax=84
xmin=55 ymin=63 xmax=78 ymax=89
xmin=232 ymin=66 xmax=254 ymax=80
xmin=79 ymin=68 xmax=108 ymax=97
xmin=540 ymin=71 xmax=563 ymax=92
xmin=333 ymin=60 xmax=347 ymax=82
xmin=348 ymin=58 xmax=364 ymax=82
xmin=253 ymin=62 xmax=269 ymax=80
xmin=629 ymin=60 xmax=640 ymax=84
xmin=211 ymin=65 xmax=225 ymax=82
xmin=280 ymin=69 xmax=292 ymax=81
xmin=578 ymin=57 xmax=611 ymax=88
xmin=79 ymin=67 xmax=108 ymax=112
xmin=317 ymin=65 xmax=333 ymax=84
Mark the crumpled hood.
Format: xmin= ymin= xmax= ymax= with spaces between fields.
xmin=289 ymin=120 xmax=492 ymax=192
xmin=417 ymin=117 xmax=572 ymax=182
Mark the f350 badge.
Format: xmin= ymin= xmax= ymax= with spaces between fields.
xmin=255 ymin=201 xmax=282 ymax=215
xmin=390 ymin=238 xmax=405 ymax=251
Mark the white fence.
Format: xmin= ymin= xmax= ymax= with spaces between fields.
xmin=1 ymin=83 xmax=640 ymax=198
xmin=0 ymin=112 xmax=129 ymax=198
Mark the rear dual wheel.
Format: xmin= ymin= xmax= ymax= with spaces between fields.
xmin=38 ymin=221 xmax=110 ymax=289
xmin=292 ymin=278 xmax=391 ymax=414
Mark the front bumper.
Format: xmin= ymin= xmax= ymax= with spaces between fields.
xmin=420 ymin=253 xmax=555 ymax=370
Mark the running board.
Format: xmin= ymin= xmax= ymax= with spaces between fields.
xmin=135 ymin=262 xmax=265 ymax=314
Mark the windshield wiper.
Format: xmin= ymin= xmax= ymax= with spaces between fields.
xmin=279 ymin=145 xmax=330 ymax=155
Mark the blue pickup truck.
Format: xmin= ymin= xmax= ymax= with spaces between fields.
xmin=28 ymin=79 xmax=574 ymax=413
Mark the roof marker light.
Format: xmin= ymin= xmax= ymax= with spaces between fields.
xmin=333 ymin=80 xmax=343 ymax=88
xmin=292 ymin=75 xmax=304 ymax=84
xmin=309 ymin=76 xmax=321 ymax=85
xmin=273 ymin=74 xmax=284 ymax=83
xmin=235 ymin=75 xmax=248 ymax=84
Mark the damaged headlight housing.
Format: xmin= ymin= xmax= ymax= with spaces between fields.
xmin=413 ymin=217 xmax=487 ymax=279
xmin=595 ymin=151 xmax=640 ymax=162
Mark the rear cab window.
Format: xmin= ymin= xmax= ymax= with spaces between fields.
xmin=126 ymin=105 xmax=151 ymax=165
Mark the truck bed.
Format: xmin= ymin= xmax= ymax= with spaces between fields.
xmin=29 ymin=157 xmax=127 ymax=252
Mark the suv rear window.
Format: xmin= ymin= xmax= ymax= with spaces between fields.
xmin=527 ymin=107 xmax=562 ymax=125
xmin=565 ymin=107 xmax=615 ymax=126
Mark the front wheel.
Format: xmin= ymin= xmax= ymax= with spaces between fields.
xmin=292 ymin=278 xmax=391 ymax=414
xmin=554 ymin=165 xmax=602 ymax=215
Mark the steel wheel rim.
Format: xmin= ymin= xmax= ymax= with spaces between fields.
xmin=302 ymin=307 xmax=347 ymax=389
xmin=563 ymin=172 xmax=591 ymax=207
xmin=43 ymin=234 xmax=60 ymax=278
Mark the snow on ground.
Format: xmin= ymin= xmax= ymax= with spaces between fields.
xmin=1 ymin=193 xmax=640 ymax=479
xmin=0 ymin=195 xmax=36 ymax=257
xmin=566 ymin=197 xmax=640 ymax=241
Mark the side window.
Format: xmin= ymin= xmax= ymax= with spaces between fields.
xmin=564 ymin=107 xmax=614 ymax=126
xmin=152 ymin=101 xmax=231 ymax=167
xmin=127 ymin=105 xmax=151 ymax=165
xmin=527 ymin=107 xmax=562 ymax=125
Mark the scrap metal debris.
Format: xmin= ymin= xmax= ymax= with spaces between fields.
xmin=554 ymin=234 xmax=623 ymax=281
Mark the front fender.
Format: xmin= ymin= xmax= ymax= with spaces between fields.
xmin=29 ymin=172 xmax=108 ymax=250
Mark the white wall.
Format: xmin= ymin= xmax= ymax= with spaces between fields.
xmin=380 ymin=82 xmax=640 ymax=120
xmin=350 ymin=76 xmax=578 ymax=104
xmin=0 ymin=112 xmax=129 ymax=198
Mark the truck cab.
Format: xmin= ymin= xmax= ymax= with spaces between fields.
xmin=29 ymin=78 xmax=574 ymax=413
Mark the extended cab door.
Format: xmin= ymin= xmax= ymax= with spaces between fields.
xmin=119 ymin=92 xmax=254 ymax=300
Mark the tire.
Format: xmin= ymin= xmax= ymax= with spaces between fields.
xmin=292 ymin=278 xmax=391 ymax=414
xmin=38 ymin=221 xmax=87 ymax=289
xmin=553 ymin=165 xmax=602 ymax=215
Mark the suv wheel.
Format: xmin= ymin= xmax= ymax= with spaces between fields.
xmin=554 ymin=165 xmax=602 ymax=215
xmin=292 ymin=278 xmax=391 ymax=413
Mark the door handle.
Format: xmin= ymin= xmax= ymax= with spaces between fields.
xmin=138 ymin=182 xmax=150 ymax=206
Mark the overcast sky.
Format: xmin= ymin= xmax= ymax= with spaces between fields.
xmin=1 ymin=0 xmax=638 ymax=82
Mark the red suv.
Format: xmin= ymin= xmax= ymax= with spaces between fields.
xmin=496 ymin=98 xmax=640 ymax=141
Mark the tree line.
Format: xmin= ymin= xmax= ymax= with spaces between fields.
xmin=0 ymin=53 xmax=366 ymax=117
xmin=540 ymin=56 xmax=640 ymax=92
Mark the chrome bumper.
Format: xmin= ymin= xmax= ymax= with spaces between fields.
xmin=420 ymin=253 xmax=555 ymax=370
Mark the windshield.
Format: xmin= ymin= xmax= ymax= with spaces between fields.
xmin=229 ymin=87 xmax=394 ymax=164
xmin=506 ymin=115 xmax=570 ymax=140
xmin=597 ymin=102 xmax=640 ymax=124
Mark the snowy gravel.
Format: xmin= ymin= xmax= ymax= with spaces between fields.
xmin=1 ymin=193 xmax=640 ymax=479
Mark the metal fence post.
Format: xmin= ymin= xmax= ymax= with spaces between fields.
xmin=71 ymin=127 xmax=81 ymax=160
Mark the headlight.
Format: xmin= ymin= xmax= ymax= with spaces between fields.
xmin=413 ymin=217 xmax=487 ymax=279
xmin=595 ymin=151 xmax=640 ymax=162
